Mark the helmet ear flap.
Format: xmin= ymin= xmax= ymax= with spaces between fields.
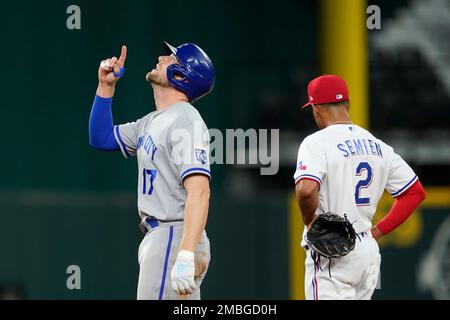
xmin=166 ymin=64 xmax=194 ymax=100
xmin=167 ymin=64 xmax=189 ymax=85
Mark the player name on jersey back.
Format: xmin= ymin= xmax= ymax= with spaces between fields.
xmin=337 ymin=138 xmax=383 ymax=158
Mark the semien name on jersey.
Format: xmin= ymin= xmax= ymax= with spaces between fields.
xmin=337 ymin=138 xmax=383 ymax=158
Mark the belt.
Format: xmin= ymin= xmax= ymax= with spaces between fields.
xmin=139 ymin=216 xmax=185 ymax=234
xmin=139 ymin=216 xmax=160 ymax=234
xmin=358 ymin=231 xmax=369 ymax=238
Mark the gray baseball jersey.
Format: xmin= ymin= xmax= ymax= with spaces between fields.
xmin=113 ymin=102 xmax=211 ymax=221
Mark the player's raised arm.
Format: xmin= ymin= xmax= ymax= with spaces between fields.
xmin=97 ymin=45 xmax=127 ymax=98
xmin=89 ymin=46 xmax=127 ymax=151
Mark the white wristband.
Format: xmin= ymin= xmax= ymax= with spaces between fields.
xmin=177 ymin=250 xmax=195 ymax=262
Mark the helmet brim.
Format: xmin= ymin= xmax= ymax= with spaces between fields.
xmin=162 ymin=41 xmax=177 ymax=56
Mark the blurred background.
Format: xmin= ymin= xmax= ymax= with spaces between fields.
xmin=0 ymin=0 xmax=449 ymax=299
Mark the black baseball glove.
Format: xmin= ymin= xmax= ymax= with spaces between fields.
xmin=306 ymin=212 xmax=357 ymax=258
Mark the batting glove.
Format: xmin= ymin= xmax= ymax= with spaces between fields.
xmin=171 ymin=250 xmax=197 ymax=295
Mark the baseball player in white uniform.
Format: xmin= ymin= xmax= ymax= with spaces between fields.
xmin=88 ymin=42 xmax=216 ymax=299
xmin=294 ymin=74 xmax=426 ymax=300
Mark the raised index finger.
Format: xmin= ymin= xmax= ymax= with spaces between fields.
xmin=118 ymin=45 xmax=127 ymax=66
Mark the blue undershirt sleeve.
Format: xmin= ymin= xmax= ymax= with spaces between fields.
xmin=89 ymin=95 xmax=120 ymax=151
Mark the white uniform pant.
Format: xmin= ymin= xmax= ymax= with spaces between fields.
xmin=137 ymin=221 xmax=211 ymax=300
xmin=304 ymin=231 xmax=381 ymax=300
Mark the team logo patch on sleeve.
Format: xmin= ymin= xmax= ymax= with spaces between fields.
xmin=298 ymin=161 xmax=307 ymax=170
xmin=195 ymin=148 xmax=208 ymax=165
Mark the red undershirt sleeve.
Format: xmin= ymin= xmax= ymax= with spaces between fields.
xmin=376 ymin=179 xmax=426 ymax=235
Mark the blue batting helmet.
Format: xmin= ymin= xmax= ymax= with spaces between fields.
xmin=162 ymin=41 xmax=216 ymax=102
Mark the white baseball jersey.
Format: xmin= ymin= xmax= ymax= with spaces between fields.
xmin=293 ymin=124 xmax=417 ymax=240
xmin=114 ymin=102 xmax=210 ymax=221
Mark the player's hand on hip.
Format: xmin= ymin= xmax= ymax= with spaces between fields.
xmin=171 ymin=250 xmax=198 ymax=295
xmin=98 ymin=45 xmax=127 ymax=86
xmin=371 ymin=225 xmax=383 ymax=241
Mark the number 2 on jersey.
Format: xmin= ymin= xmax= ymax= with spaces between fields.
xmin=142 ymin=169 xmax=157 ymax=195
xmin=355 ymin=162 xmax=373 ymax=206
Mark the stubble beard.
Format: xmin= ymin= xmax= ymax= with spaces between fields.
xmin=146 ymin=71 xmax=160 ymax=85
xmin=146 ymin=70 xmax=171 ymax=88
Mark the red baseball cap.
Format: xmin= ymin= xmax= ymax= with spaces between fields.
xmin=301 ymin=74 xmax=349 ymax=109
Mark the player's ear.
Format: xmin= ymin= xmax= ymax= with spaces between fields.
xmin=312 ymin=104 xmax=319 ymax=117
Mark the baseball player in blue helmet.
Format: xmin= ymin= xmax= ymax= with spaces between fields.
xmin=89 ymin=42 xmax=215 ymax=300
xmin=160 ymin=41 xmax=215 ymax=102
